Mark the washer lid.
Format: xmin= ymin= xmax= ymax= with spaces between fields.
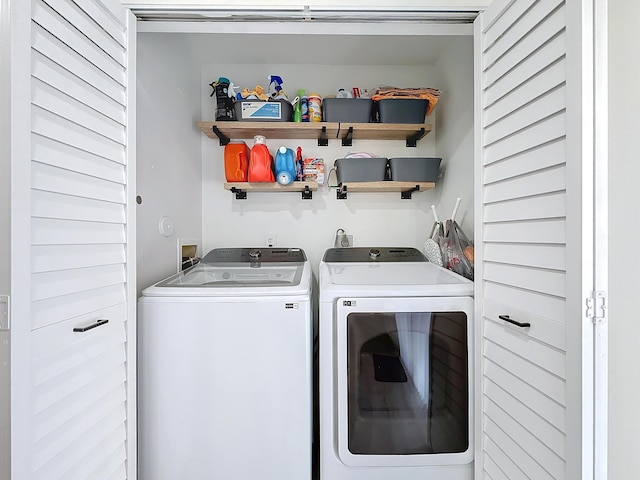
xmin=141 ymin=248 xmax=310 ymax=296
xmin=319 ymin=250 xmax=473 ymax=298
xmin=324 ymin=262 xmax=466 ymax=286
xmin=162 ymin=247 xmax=306 ymax=286
xmin=157 ymin=262 xmax=304 ymax=288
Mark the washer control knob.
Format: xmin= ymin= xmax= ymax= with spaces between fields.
xmin=369 ymin=248 xmax=381 ymax=259
xmin=248 ymin=249 xmax=262 ymax=259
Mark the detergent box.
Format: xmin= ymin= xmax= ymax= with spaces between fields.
xmin=302 ymin=158 xmax=325 ymax=185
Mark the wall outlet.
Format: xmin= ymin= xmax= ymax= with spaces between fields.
xmin=265 ymin=233 xmax=277 ymax=247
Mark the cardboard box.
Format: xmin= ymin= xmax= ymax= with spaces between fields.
xmin=302 ymin=158 xmax=325 ymax=185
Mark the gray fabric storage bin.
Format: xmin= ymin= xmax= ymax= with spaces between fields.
xmin=323 ymin=98 xmax=373 ymax=122
xmin=335 ymin=157 xmax=388 ymax=183
xmin=388 ymin=157 xmax=441 ymax=182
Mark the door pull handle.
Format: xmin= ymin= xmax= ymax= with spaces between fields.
xmin=73 ymin=319 xmax=109 ymax=333
xmin=498 ymin=315 xmax=530 ymax=328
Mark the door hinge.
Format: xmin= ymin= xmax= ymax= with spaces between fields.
xmin=0 ymin=296 xmax=9 ymax=330
xmin=586 ymin=291 xmax=606 ymax=324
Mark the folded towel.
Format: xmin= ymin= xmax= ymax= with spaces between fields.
xmin=371 ymin=86 xmax=441 ymax=115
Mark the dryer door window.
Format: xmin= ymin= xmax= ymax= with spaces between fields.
xmin=336 ymin=296 xmax=474 ymax=467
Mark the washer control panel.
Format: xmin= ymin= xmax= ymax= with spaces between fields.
xmin=203 ymin=248 xmax=307 ymax=263
xmin=322 ymin=247 xmax=426 ymax=263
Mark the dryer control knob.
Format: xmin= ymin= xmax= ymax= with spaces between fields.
xmin=249 ymin=249 xmax=262 ymax=259
xmin=369 ymin=248 xmax=381 ymax=259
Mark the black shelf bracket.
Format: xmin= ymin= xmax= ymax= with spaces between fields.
xmin=212 ymin=125 xmax=231 ymax=146
xmin=318 ymin=126 xmax=329 ymax=146
xmin=302 ymin=185 xmax=313 ymax=200
xmin=230 ymin=187 xmax=247 ymax=199
xmin=341 ymin=126 xmax=354 ymax=147
xmin=406 ymin=127 xmax=426 ymax=147
xmin=337 ymin=185 xmax=348 ymax=200
xmin=401 ymin=185 xmax=421 ymax=199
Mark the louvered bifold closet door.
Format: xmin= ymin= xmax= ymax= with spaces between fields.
xmin=28 ymin=0 xmax=131 ymax=478
xmin=478 ymin=1 xmax=567 ymax=479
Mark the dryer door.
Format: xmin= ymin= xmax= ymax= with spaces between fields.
xmin=336 ymin=296 xmax=474 ymax=467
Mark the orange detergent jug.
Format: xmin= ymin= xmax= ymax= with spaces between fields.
xmin=224 ymin=141 xmax=249 ymax=182
xmin=248 ymin=135 xmax=275 ymax=182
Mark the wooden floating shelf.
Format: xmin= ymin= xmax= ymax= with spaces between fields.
xmin=223 ymin=182 xmax=318 ymax=192
xmin=337 ymin=181 xmax=435 ymax=199
xmin=223 ymin=181 xmax=319 ymax=199
xmin=339 ymin=181 xmax=435 ymax=192
xmin=196 ymin=121 xmax=432 ymax=146
xmin=199 ymin=122 xmax=339 ymax=141
xmin=336 ymin=123 xmax=432 ymax=141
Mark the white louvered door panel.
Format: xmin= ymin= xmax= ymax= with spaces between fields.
xmin=30 ymin=305 xmax=127 ymax=480
xmin=477 ymin=0 xmax=571 ymax=479
xmin=27 ymin=0 xmax=133 ymax=478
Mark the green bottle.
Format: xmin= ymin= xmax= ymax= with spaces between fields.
xmin=293 ymin=89 xmax=305 ymax=122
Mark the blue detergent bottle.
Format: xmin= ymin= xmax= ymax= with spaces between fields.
xmin=275 ymin=146 xmax=296 ymax=185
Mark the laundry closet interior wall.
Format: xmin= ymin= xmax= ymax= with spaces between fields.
xmin=136 ymin=25 xmax=474 ymax=291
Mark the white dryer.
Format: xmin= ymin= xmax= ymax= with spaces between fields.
xmin=138 ymin=247 xmax=312 ymax=480
xmin=319 ymin=247 xmax=474 ymax=480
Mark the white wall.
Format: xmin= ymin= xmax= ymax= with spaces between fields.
xmin=135 ymin=29 xmax=473 ymax=284
xmin=136 ymin=33 xmax=204 ymax=293
xmin=608 ymin=0 xmax=640 ymax=477
xmin=434 ymin=36 xmax=474 ymax=237
xmin=201 ymin=63 xmax=437 ymax=271
xmin=199 ymin=37 xmax=473 ymax=273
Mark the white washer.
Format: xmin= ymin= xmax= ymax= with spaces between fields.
xmin=319 ymin=247 xmax=474 ymax=480
xmin=138 ymin=247 xmax=313 ymax=480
